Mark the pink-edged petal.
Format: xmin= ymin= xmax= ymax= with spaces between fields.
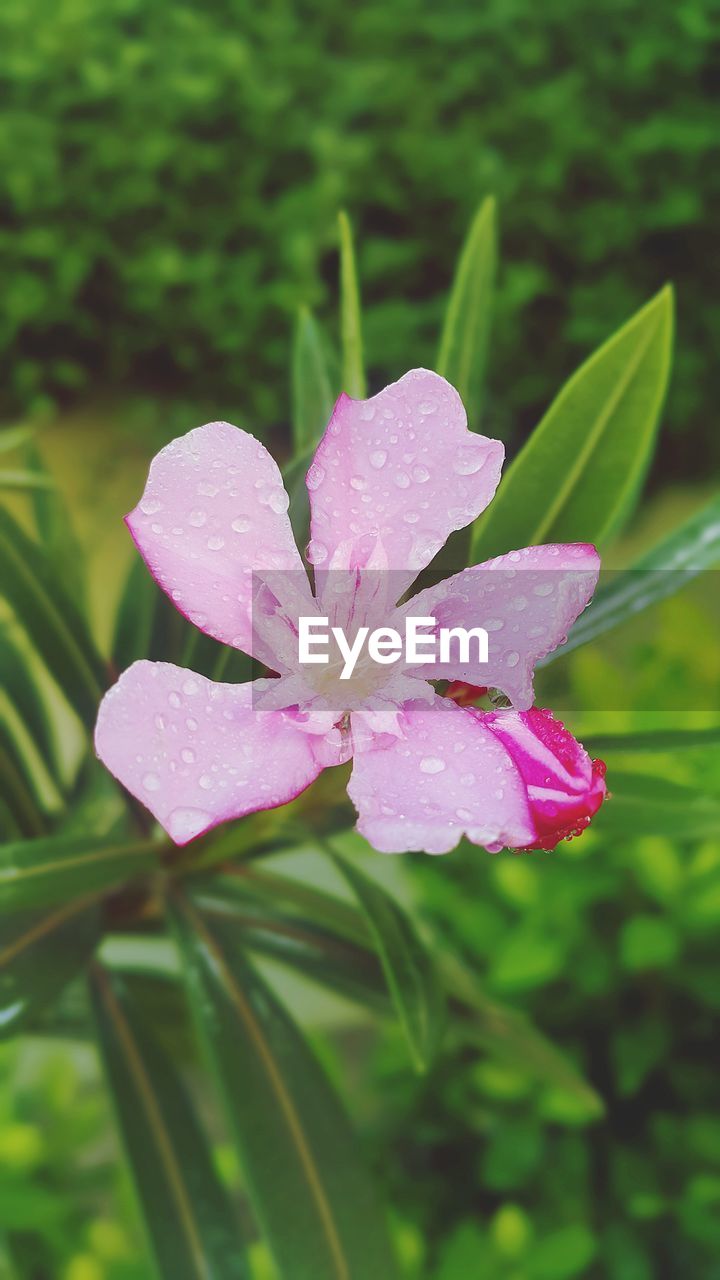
xmin=95 ymin=661 xmax=324 ymax=844
xmin=481 ymin=707 xmax=608 ymax=850
xmin=127 ymin=421 xmax=308 ymax=656
xmin=347 ymin=696 xmax=534 ymax=855
xmin=306 ymin=369 xmax=504 ymax=593
xmin=399 ymin=543 xmax=600 ymax=709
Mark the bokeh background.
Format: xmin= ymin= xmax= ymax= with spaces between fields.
xmin=1 ymin=1 xmax=719 ymax=1278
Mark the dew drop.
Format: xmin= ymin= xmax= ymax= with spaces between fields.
xmin=306 ymin=462 xmax=325 ymax=490
xmin=456 ymin=807 xmax=473 ymax=822
xmin=183 ymin=678 xmax=200 ymax=695
xmin=394 ymin=471 xmax=410 ymax=489
xmin=369 ymin=450 xmax=387 ymax=469
xmin=198 ymin=481 xmax=219 ymax=497
xmin=453 ymin=447 xmax=485 ymax=476
xmin=533 ymin=582 xmax=554 ymax=596
xmin=167 ymin=807 xmax=211 ymax=841
xmin=198 ymin=774 xmax=213 ymax=791
xmin=485 ymin=618 xmax=504 ymax=631
xmin=188 ymin=509 xmax=207 ymax=528
xmin=420 ymin=756 xmax=446 ymax=774
xmin=140 ymin=497 xmax=162 ymax=515
xmin=231 ymin=516 xmax=251 ymax=533
xmin=142 ymin=772 xmax=160 ymax=792
xmin=306 ymin=540 xmax=328 ymax=565
xmin=360 ymin=403 xmax=376 ymax=421
xmin=412 ymin=464 xmax=430 ymax=483
xmin=181 ymin=748 xmax=195 ymax=764
xmin=403 ymin=511 xmax=420 ymax=524
xmin=207 ymin=535 xmax=225 ymax=550
xmin=154 ymin=714 xmax=166 ymax=731
xmin=267 ymin=487 xmax=290 ymax=514
xmin=350 ymin=474 xmax=367 ymax=491
xmin=168 ymin=692 xmax=182 ymax=708
xmin=506 ymin=651 xmax=520 ymax=667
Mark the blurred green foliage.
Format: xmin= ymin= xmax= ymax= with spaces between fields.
xmin=0 ymin=0 xmax=717 ymax=471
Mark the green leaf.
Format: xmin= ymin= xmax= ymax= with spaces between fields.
xmin=0 ymin=897 xmax=99 ymax=1039
xmin=436 ymin=195 xmax=497 ymax=421
xmin=292 ymin=307 xmax=335 ymax=453
xmin=90 ymin=964 xmax=250 ymax=1280
xmin=24 ymin=441 xmax=87 ymax=609
xmin=112 ymin=555 xmax=157 ymax=669
xmin=330 ymin=854 xmax=445 ymax=1072
xmin=543 ymin=493 xmax=720 ymax=663
xmin=0 ymin=470 xmax=54 ymax=492
xmin=472 ymin=286 xmax=674 ymax=560
xmin=0 ymin=628 xmax=59 ymax=778
xmin=0 ymin=506 xmax=107 ymax=725
xmin=0 ymin=719 xmax=46 ymax=836
xmin=338 ymin=210 xmax=366 ymax=399
xmin=0 ymin=425 xmax=34 ymax=454
xmin=583 ymin=726 xmax=720 ymax=754
xmin=596 ymin=772 xmax=720 ymax=841
xmin=168 ymin=889 xmax=401 ymax=1280
xmin=0 ymin=834 xmax=160 ymax=914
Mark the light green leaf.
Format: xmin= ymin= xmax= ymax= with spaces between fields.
xmin=338 ymin=210 xmax=366 ymax=399
xmin=0 ymin=833 xmax=159 ymax=914
xmin=292 ymin=307 xmax=335 ymax=453
xmin=0 ymin=470 xmax=54 ymax=492
xmin=90 ymin=964 xmax=250 ymax=1280
xmin=0 ymin=896 xmax=99 ymax=1039
xmin=0 ymin=425 xmax=34 ymax=454
xmin=331 ymin=854 xmax=445 ymax=1072
xmin=472 ymin=286 xmax=674 ymax=560
xmin=543 ymin=493 xmax=720 ymax=663
xmin=0 ymin=506 xmax=107 ymax=725
xmin=596 ymin=772 xmax=720 ymax=840
xmin=168 ymin=890 xmax=401 ymax=1280
xmin=437 ymin=195 xmax=497 ymax=421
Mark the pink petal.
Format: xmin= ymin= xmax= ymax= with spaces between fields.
xmin=481 ymin=707 xmax=607 ymax=850
xmin=347 ymin=696 xmax=534 ymax=854
xmin=95 ymin=661 xmax=324 ymax=844
xmin=400 ymin=543 xmax=600 ymax=709
xmin=306 ymin=369 xmax=503 ymax=593
xmin=127 ymin=422 xmax=308 ymax=655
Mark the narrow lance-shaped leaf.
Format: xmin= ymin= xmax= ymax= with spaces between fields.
xmin=0 ymin=506 xmax=107 ymax=725
xmin=330 ymin=853 xmax=445 ymax=1073
xmin=0 ymin=425 xmax=34 ymax=454
xmin=90 ymin=964 xmax=250 ymax=1280
xmin=338 ymin=210 xmax=366 ymax=399
xmin=24 ymin=440 xmax=88 ymax=609
xmin=436 ymin=195 xmax=497 ymax=421
xmin=188 ymin=868 xmax=600 ymax=1106
xmin=0 ymin=470 xmax=55 ymax=492
xmin=542 ymin=493 xmax=720 ymax=665
xmin=0 ymin=629 xmax=59 ymax=780
xmin=472 ymin=286 xmax=674 ymax=560
xmin=292 ymin=307 xmax=335 ymax=453
xmin=0 ymin=719 xmax=46 ymax=837
xmin=582 ymin=725 xmax=720 ymax=754
xmin=0 ymin=833 xmax=160 ymax=914
xmin=168 ymin=889 xmax=401 ymax=1280
xmin=0 ymin=896 xmax=100 ymax=1039
xmin=595 ymin=772 xmax=720 ymax=841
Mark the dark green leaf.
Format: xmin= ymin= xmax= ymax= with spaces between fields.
xmin=473 ymin=287 xmax=674 ymax=560
xmin=583 ymin=726 xmax=720 ymax=754
xmin=168 ymin=890 xmax=401 ymax=1280
xmin=338 ymin=210 xmax=366 ymax=399
xmin=24 ymin=441 xmax=87 ymax=609
xmin=436 ymin=195 xmax=496 ymax=421
xmin=292 ymin=307 xmax=335 ymax=453
xmin=330 ymin=854 xmax=445 ymax=1072
xmin=90 ymin=964 xmax=249 ymax=1280
xmin=0 ymin=506 xmax=107 ymax=725
xmin=112 ymin=555 xmax=157 ymax=669
xmin=0 ymin=719 xmax=46 ymax=837
xmin=0 ymin=628 xmax=59 ymax=778
xmin=543 ymin=494 xmax=720 ymax=663
xmin=0 ymin=896 xmax=99 ymax=1039
xmin=596 ymin=772 xmax=720 ymax=840
xmin=0 ymin=833 xmax=160 ymax=914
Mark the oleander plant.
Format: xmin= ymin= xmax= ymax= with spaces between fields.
xmin=1 ymin=208 xmax=719 ymax=1279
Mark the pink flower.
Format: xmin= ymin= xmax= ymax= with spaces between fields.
xmin=96 ymin=369 xmax=603 ymax=854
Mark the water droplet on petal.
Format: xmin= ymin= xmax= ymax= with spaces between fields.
xmin=306 ymin=540 xmax=328 ymax=565
xmin=350 ymin=474 xmax=367 ymax=491
xmin=453 ymin=447 xmax=485 ymax=476
xmin=167 ymin=807 xmax=211 ymax=841
xmin=420 ymin=756 xmax=446 ymax=774
xmin=485 ymin=618 xmax=504 ymax=631
xmin=198 ymin=774 xmax=213 ymax=790
xmin=188 ymin=509 xmax=207 ymax=528
xmin=533 ymin=582 xmax=554 ymax=596
xmin=207 ymin=535 xmax=225 ymax=550
xmin=168 ymin=692 xmax=182 ymax=708
xmin=306 ymin=462 xmax=325 ymax=490
xmin=142 ymin=772 xmax=160 ymax=791
xmin=394 ymin=471 xmax=410 ymax=489
xmin=369 ymin=450 xmax=387 ymax=469
xmin=140 ymin=498 xmax=162 ymax=515
xmin=506 ymin=651 xmax=520 ymax=667
xmin=267 ymin=486 xmax=290 ymax=514
xmin=181 ymin=748 xmax=195 ymax=764
xmin=412 ymin=465 xmax=430 ymax=483
xmin=198 ymin=481 xmax=219 ymax=497
xmin=231 ymin=516 xmax=251 ymax=533
xmin=183 ymin=678 xmax=200 ymax=695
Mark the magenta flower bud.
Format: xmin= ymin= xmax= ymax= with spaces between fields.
xmin=481 ymin=707 xmax=607 ymax=851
